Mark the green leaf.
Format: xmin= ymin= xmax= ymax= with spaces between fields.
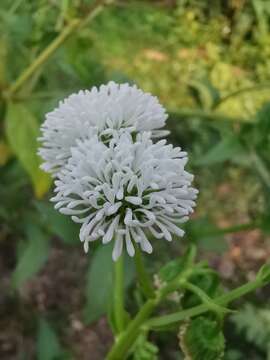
xmin=195 ymin=135 xmax=245 ymax=166
xmin=188 ymin=79 xmax=220 ymax=110
xmin=5 ymin=103 xmax=51 ymax=198
xmin=12 ymin=223 xmax=50 ymax=288
xmin=180 ymin=317 xmax=225 ymax=360
xmin=35 ymin=201 xmax=79 ymax=245
xmin=84 ymin=244 xmax=135 ymax=324
xmin=37 ymin=318 xmax=62 ymax=360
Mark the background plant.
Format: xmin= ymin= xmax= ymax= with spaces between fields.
xmin=1 ymin=0 xmax=270 ymax=359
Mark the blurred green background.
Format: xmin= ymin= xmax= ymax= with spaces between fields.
xmin=1 ymin=0 xmax=270 ymax=359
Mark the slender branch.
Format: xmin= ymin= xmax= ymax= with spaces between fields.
xmin=213 ymin=83 xmax=270 ymax=109
xmin=114 ymin=255 xmax=125 ymax=334
xmin=181 ymin=281 xmax=232 ymax=315
xmin=206 ymin=220 xmax=260 ymax=237
xmin=107 ymin=298 xmax=158 ymax=360
xmin=4 ymin=0 xmax=113 ymax=99
xmin=250 ymin=150 xmax=270 ymax=189
xmin=134 ymin=243 xmax=155 ymax=299
xmin=106 ymin=253 xmax=194 ymax=359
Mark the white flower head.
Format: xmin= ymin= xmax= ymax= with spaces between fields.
xmin=39 ymin=81 xmax=168 ymax=174
xmin=51 ymin=133 xmax=198 ymax=261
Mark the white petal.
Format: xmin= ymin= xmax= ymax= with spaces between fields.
xmin=112 ymin=233 xmax=123 ymax=261
xmin=103 ymin=215 xmax=120 ymax=244
xmin=125 ymin=229 xmax=135 ymax=257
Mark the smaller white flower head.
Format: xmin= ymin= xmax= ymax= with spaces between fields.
xmin=39 ymin=81 xmax=168 ymax=174
xmin=51 ymin=133 xmax=198 ymax=261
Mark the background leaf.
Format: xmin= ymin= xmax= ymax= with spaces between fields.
xmin=35 ymin=201 xmax=80 ymax=245
xmin=84 ymin=244 xmax=135 ymax=324
xmin=195 ymin=135 xmax=245 ymax=166
xmin=188 ymin=79 xmax=220 ymax=110
xmin=12 ymin=223 xmax=50 ymax=288
xmin=37 ymin=318 xmax=62 ymax=360
xmin=5 ymin=103 xmax=51 ymax=198
xmin=185 ymin=218 xmax=228 ymax=253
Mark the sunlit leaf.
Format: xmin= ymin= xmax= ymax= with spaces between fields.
xmin=0 ymin=36 xmax=7 ymax=86
xmin=0 ymin=140 xmax=12 ymax=166
xmin=5 ymin=103 xmax=51 ymax=198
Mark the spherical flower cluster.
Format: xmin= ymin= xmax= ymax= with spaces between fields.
xmin=39 ymin=81 xmax=168 ymax=174
xmin=39 ymin=81 xmax=198 ymax=260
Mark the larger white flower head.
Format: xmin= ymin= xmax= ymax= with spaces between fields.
xmin=39 ymin=81 xmax=168 ymax=174
xmin=52 ymin=133 xmax=197 ymax=261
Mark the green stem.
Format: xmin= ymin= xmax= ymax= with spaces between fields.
xmin=182 ymin=281 xmax=232 ymax=315
xmin=209 ymin=220 xmax=259 ymax=236
xmin=146 ymin=277 xmax=263 ymax=329
xmin=4 ymin=0 xmax=112 ymax=98
xmin=107 ymin=298 xmax=157 ymax=360
xmin=106 ymin=255 xmax=194 ymax=359
xmin=134 ymin=243 xmax=155 ymax=299
xmin=114 ymin=255 xmax=125 ymax=334
xmin=169 ymin=108 xmax=244 ymax=123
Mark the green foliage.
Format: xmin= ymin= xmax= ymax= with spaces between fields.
xmin=230 ymin=303 xmax=270 ymax=357
xmin=12 ymin=223 xmax=50 ymax=288
xmin=180 ymin=317 xmax=225 ymax=360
